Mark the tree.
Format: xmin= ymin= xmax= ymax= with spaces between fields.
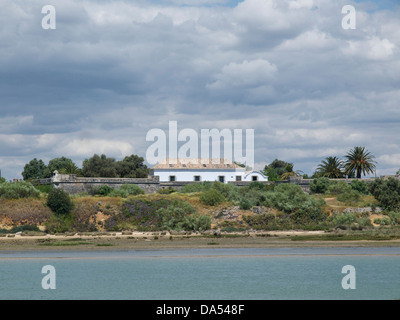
xmin=369 ymin=177 xmax=400 ymax=211
xmin=263 ymin=159 xmax=291 ymax=181
xmin=46 ymin=187 xmax=74 ymax=215
xmin=82 ymin=154 xmax=118 ymax=177
xmin=344 ymin=146 xmax=376 ymax=179
xmin=280 ymin=163 xmax=303 ymax=180
xmin=44 ymin=157 xmax=80 ymax=177
xmin=316 ymin=156 xmax=345 ymax=178
xmin=115 ymin=155 xmax=149 ymax=178
xmin=21 ymin=158 xmax=47 ymax=180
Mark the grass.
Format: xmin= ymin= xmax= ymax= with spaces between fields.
xmin=37 ymin=238 xmax=93 ymax=246
xmin=291 ymin=232 xmax=400 ymax=242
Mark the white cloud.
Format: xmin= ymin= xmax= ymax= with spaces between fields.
xmin=342 ymin=36 xmax=396 ymax=61
xmin=58 ymin=138 xmax=134 ymax=158
xmin=207 ymin=59 xmax=278 ymax=90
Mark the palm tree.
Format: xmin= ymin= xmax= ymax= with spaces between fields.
xmin=280 ymin=163 xmax=303 ymax=180
xmin=344 ymin=146 xmax=376 ymax=179
xmin=316 ymin=156 xmax=345 ymax=178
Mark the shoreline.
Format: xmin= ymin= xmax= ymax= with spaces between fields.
xmin=1 ymin=230 xmax=400 ymax=252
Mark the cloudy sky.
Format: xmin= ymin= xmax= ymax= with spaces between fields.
xmin=1 ymin=0 xmax=399 ymax=179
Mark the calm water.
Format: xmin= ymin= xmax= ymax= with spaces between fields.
xmin=0 ymin=247 xmax=399 ymax=300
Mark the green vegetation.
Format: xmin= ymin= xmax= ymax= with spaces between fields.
xmin=344 ymin=146 xmax=376 ymax=179
xmin=46 ymin=187 xmax=74 ymax=215
xmin=368 ymin=177 xmax=400 ymax=211
xmin=0 ymin=181 xmax=40 ymax=199
xmin=316 ymin=156 xmax=345 ymax=178
xmin=82 ymin=154 xmax=149 ymax=178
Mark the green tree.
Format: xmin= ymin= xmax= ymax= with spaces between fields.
xmin=369 ymin=177 xmax=400 ymax=211
xmin=21 ymin=158 xmax=47 ymax=180
xmin=280 ymin=163 xmax=303 ymax=180
xmin=82 ymin=154 xmax=118 ymax=177
xmin=344 ymin=146 xmax=376 ymax=179
xmin=44 ymin=157 xmax=80 ymax=177
xmin=115 ymin=155 xmax=149 ymax=178
xmin=316 ymin=156 xmax=345 ymax=178
xmin=263 ymin=159 xmax=291 ymax=181
xmin=46 ymin=187 xmax=74 ymax=215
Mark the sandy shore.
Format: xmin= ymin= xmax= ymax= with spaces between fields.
xmin=1 ymin=230 xmax=400 ymax=251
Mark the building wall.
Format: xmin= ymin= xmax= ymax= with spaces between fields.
xmin=242 ymin=171 xmax=268 ymax=182
xmin=154 ymin=168 xmax=245 ymax=183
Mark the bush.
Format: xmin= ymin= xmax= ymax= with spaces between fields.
xmin=263 ymin=184 xmax=327 ymax=224
xmin=373 ymin=217 xmax=391 ymax=226
xmin=350 ymin=180 xmax=369 ymax=195
xmin=200 ymin=188 xmax=225 ymax=206
xmin=46 ymin=188 xmax=74 ymax=215
xmin=326 ymin=181 xmax=352 ymax=195
xmin=369 ymin=177 xmax=400 ymax=211
xmin=181 ymin=182 xmax=212 ymax=193
xmin=337 ymin=190 xmax=362 ymax=204
xmin=243 ymin=213 xmax=276 ymax=229
xmin=45 ymin=214 xmax=74 ymax=233
xmin=388 ymin=212 xmax=400 ymax=225
xmin=239 ymin=198 xmax=252 ymax=210
xmin=0 ymin=181 xmax=40 ymax=199
xmin=157 ymin=187 xmax=176 ymax=194
xmin=98 ymin=185 xmax=114 ymax=196
xmin=310 ymin=177 xmax=331 ymax=194
xmin=120 ymin=184 xmax=145 ymax=195
xmin=330 ymin=212 xmax=358 ymax=228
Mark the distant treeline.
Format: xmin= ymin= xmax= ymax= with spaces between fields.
xmin=21 ymin=154 xmax=149 ymax=180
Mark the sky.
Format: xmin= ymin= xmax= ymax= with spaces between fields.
xmin=0 ymin=0 xmax=399 ymax=179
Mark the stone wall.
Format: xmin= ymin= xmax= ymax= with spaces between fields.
xmin=34 ymin=172 xmax=398 ymax=195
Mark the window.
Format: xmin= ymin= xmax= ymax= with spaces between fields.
xmin=252 ymin=175 xmax=258 ymax=181
xmin=194 ymin=175 xmax=201 ymax=182
xmin=236 ymin=176 xmax=242 ymax=182
xmin=218 ymin=176 xmax=225 ymax=183
xmin=169 ymin=176 xmax=176 ymax=182
xmin=183 ymin=164 xmax=187 ymax=167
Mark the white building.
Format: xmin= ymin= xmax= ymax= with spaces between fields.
xmin=152 ymin=158 xmax=268 ymax=183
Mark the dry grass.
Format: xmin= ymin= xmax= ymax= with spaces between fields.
xmin=0 ymin=198 xmax=52 ymax=228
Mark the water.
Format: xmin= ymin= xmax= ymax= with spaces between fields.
xmin=1 ymin=247 xmax=399 ymax=300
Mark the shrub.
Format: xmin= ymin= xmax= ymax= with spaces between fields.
xmin=310 ymin=177 xmax=331 ymax=194
xmin=369 ymin=177 xmax=400 ymax=211
xmin=157 ymin=187 xmax=176 ymax=194
xmin=98 ymin=185 xmax=114 ymax=196
xmin=181 ymin=182 xmax=212 ymax=193
xmin=45 ymin=214 xmax=74 ymax=234
xmin=119 ymin=184 xmax=145 ymax=195
xmin=239 ymin=198 xmax=252 ymax=210
xmin=350 ymin=180 xmax=369 ymax=195
xmin=46 ymin=188 xmax=74 ymax=215
xmin=326 ymin=181 xmax=352 ymax=195
xmin=373 ymin=217 xmax=391 ymax=226
xmin=388 ymin=212 xmax=400 ymax=225
xmin=200 ymin=188 xmax=225 ymax=206
xmin=337 ymin=190 xmax=362 ymax=204
xmin=330 ymin=212 xmax=358 ymax=227
xmin=263 ymin=184 xmax=327 ymax=224
xmin=243 ymin=213 xmax=276 ymax=229
xmin=0 ymin=181 xmax=40 ymax=199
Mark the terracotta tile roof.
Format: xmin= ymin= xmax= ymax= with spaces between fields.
xmin=153 ymin=158 xmax=243 ymax=169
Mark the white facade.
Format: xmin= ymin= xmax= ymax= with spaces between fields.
xmin=154 ymin=168 xmax=246 ymax=183
xmin=152 ymin=159 xmax=268 ymax=183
